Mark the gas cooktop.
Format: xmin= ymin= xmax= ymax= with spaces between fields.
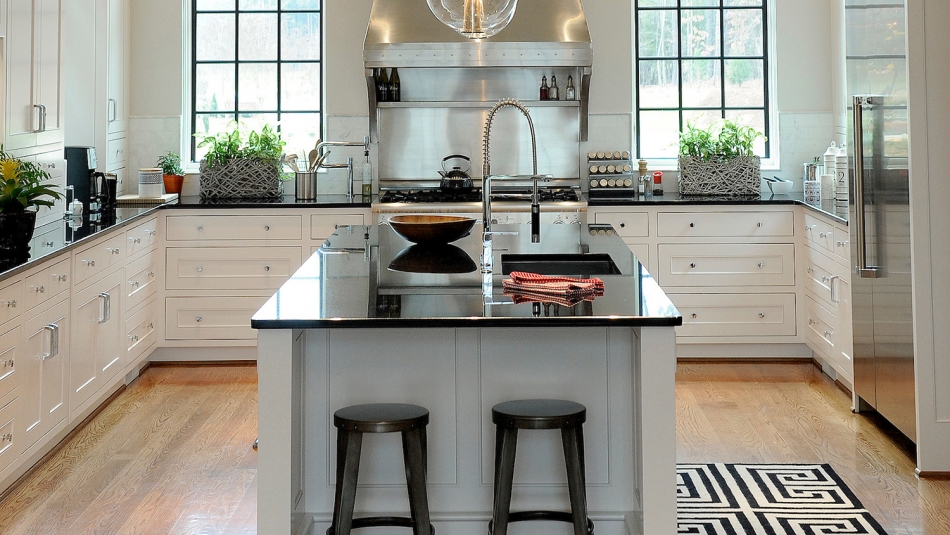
xmin=379 ymin=188 xmax=581 ymax=204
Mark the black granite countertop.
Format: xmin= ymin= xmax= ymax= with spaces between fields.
xmin=586 ymin=191 xmax=848 ymax=224
xmin=251 ymin=223 xmax=683 ymax=329
xmin=172 ymin=194 xmax=374 ymax=209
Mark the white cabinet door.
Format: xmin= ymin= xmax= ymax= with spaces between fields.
xmin=19 ymin=298 xmax=68 ymax=452
xmin=70 ymin=271 xmax=124 ymax=413
xmin=34 ymin=0 xmax=63 ymax=147
xmin=106 ymin=0 xmax=129 ymax=134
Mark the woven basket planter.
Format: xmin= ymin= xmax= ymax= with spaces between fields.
xmin=199 ymin=158 xmax=282 ymax=200
xmin=678 ymin=155 xmax=761 ymax=196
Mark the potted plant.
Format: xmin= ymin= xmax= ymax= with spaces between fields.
xmin=156 ymin=151 xmax=185 ymax=194
xmin=0 ymin=148 xmax=63 ymax=269
xmin=194 ymin=123 xmax=287 ymax=199
xmin=678 ymin=120 xmax=764 ymax=196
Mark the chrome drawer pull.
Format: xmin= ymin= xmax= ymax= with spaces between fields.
xmin=107 ymin=247 xmax=120 ymax=254
xmin=54 ymin=274 xmax=67 ymax=282
xmin=808 ymin=319 xmax=815 ymax=325
xmin=98 ymin=293 xmax=111 ymax=323
xmin=146 ymin=230 xmax=157 ymax=236
xmin=757 ymin=222 xmax=762 ymax=227
xmin=4 ymin=300 xmax=15 ymax=308
xmin=33 ymin=285 xmax=45 ymax=293
xmin=197 ymin=226 xmax=204 ymax=232
xmin=805 ymin=224 xmax=816 ymax=231
xmin=2 ymin=359 xmax=13 ymax=368
xmin=807 ymin=267 xmax=813 ymax=273
xmin=83 ymin=260 xmax=96 ymax=267
xmin=148 ymin=271 xmax=155 ymax=278
xmin=1 ymin=433 xmax=11 ymax=442
xmin=824 ymin=330 xmax=833 ymax=337
xmin=42 ymin=324 xmax=59 ymax=360
xmin=819 ymin=232 xmax=829 ymax=238
xmin=44 ymin=241 xmax=54 ymax=248
xmin=130 ymin=237 xmax=142 ymax=244
xmin=148 ymin=323 xmax=154 ymax=329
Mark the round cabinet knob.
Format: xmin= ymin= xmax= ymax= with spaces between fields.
xmin=807 ymin=267 xmax=813 ymax=273
xmin=196 ymin=266 xmax=203 ymax=272
xmin=758 ymin=262 xmax=764 ymax=268
xmin=691 ymin=313 xmax=698 ymax=319
xmin=809 ymin=319 xmax=815 ymax=325
xmin=148 ymin=323 xmax=154 ymax=329
xmin=619 ymin=222 xmax=625 ymax=228
xmin=758 ymin=313 xmax=765 ymax=318
xmin=690 ymin=262 xmax=696 ymax=268
xmin=264 ymin=266 xmax=271 ymax=271
xmin=689 ymin=222 xmax=695 ymax=228
xmin=197 ymin=226 xmax=204 ymax=232
xmin=196 ymin=316 xmax=202 ymax=322
xmin=757 ymin=222 xmax=763 ymax=228
xmin=264 ymin=225 xmax=271 ymax=231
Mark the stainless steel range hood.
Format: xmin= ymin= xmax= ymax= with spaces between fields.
xmin=363 ymin=0 xmax=593 ymax=68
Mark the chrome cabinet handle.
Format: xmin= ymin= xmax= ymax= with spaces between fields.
xmin=830 ymin=275 xmax=840 ymax=303
xmin=757 ymin=262 xmax=764 ymax=268
xmin=83 ymin=260 xmax=96 ymax=267
xmin=4 ymin=300 xmax=15 ymax=308
xmin=807 ymin=267 xmax=814 ymax=274
xmin=837 ymin=240 xmax=849 ymax=248
xmin=33 ymin=104 xmax=43 ymax=132
xmin=146 ymin=230 xmax=157 ymax=236
xmin=33 ymin=285 xmax=45 ymax=293
xmin=264 ymin=266 xmax=270 ymax=271
xmin=108 ymin=98 xmax=117 ymax=121
xmin=42 ymin=324 xmax=59 ymax=360
xmin=1 ymin=433 xmax=11 ymax=442
xmin=98 ymin=293 xmax=111 ymax=323
xmin=821 ymin=276 xmax=829 ymax=282
xmin=264 ymin=225 xmax=271 ymax=231
xmin=824 ymin=330 xmax=834 ymax=337
xmin=107 ymin=247 xmax=120 ymax=254
xmin=758 ymin=313 xmax=765 ymax=318
xmin=40 ymin=104 xmax=47 ymax=132
xmin=808 ymin=318 xmax=815 ymax=325
xmin=805 ymin=224 xmax=816 ymax=232
xmin=130 ymin=237 xmax=142 ymax=244
xmin=130 ymin=280 xmax=140 ymax=288
xmin=147 ymin=271 xmax=155 ymax=278
xmin=2 ymin=359 xmax=14 ymax=368
xmin=44 ymin=241 xmax=54 ymax=248
xmin=691 ymin=313 xmax=697 ymax=319
xmin=757 ymin=222 xmax=762 ymax=228
xmin=196 ymin=266 xmax=203 ymax=272
xmin=853 ymin=95 xmax=880 ymax=278
xmin=197 ymin=226 xmax=204 ymax=232
xmin=54 ymin=274 xmax=67 ymax=282
xmin=819 ymin=232 xmax=829 ymax=238
xmin=148 ymin=322 xmax=154 ymax=329
xmin=689 ymin=222 xmax=695 ymax=228
xmin=196 ymin=316 xmax=202 ymax=322
xmin=689 ymin=262 xmax=696 ymax=268
xmin=129 ymin=334 xmax=139 ymax=342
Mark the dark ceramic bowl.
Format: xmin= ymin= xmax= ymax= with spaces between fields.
xmin=388 ymin=215 xmax=476 ymax=245
xmin=388 ymin=244 xmax=477 ymax=274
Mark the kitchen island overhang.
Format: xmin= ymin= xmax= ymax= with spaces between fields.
xmin=253 ymin=223 xmax=682 ymax=535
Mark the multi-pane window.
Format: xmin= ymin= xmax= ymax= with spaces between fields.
xmin=635 ymin=0 xmax=770 ymax=161
xmin=191 ymin=0 xmax=322 ymax=162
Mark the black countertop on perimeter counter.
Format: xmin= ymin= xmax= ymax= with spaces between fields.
xmin=586 ymin=191 xmax=849 ymax=224
xmin=171 ymin=194 xmax=374 ymax=209
xmin=251 ymin=222 xmax=683 ymax=329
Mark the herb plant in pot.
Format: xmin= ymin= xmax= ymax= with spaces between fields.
xmin=195 ymin=123 xmax=287 ymax=199
xmin=156 ymin=151 xmax=185 ymax=194
xmin=678 ymin=120 xmax=764 ymax=196
xmin=0 ymin=148 xmax=63 ymax=270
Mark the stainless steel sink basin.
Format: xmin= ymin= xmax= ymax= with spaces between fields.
xmin=500 ymin=253 xmax=621 ymax=275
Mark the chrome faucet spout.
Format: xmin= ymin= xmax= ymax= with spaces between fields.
xmin=481 ymin=99 xmax=539 ymax=235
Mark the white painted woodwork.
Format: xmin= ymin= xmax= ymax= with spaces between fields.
xmin=803 ymin=213 xmax=836 ymax=255
xmin=165 ymin=247 xmax=302 ymax=290
xmin=593 ymin=211 xmax=650 ymax=237
xmin=1 ymin=280 xmax=23 ymax=329
xmin=124 ymin=251 xmax=158 ymax=312
xmin=21 ymin=257 xmax=70 ymax=312
xmin=105 ymin=0 xmax=129 ymax=134
xmin=658 ymin=243 xmax=796 ymax=287
xmin=311 ymin=213 xmax=366 ymax=240
xmin=124 ymin=301 xmax=156 ymax=366
xmin=656 ymin=210 xmax=795 ymax=237
xmin=833 ymin=226 xmax=850 ymax=266
xmin=0 ymin=328 xmax=21 ymax=409
xmin=0 ymin=396 xmax=21 ymax=475
xmin=165 ymin=296 xmax=270 ymax=340
xmin=70 ymin=270 xmax=124 ymax=415
xmin=125 ymin=217 xmax=158 ymax=257
xmin=105 ymin=136 xmax=127 ymax=167
xmin=30 ymin=150 xmax=67 ymax=227
xmin=166 ymin=214 xmax=303 ymax=241
xmin=72 ymin=232 xmax=127 ymax=285
xmin=18 ymin=298 xmax=68 ymax=452
xmin=671 ymin=293 xmax=797 ymax=337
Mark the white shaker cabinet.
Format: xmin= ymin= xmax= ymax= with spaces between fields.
xmin=70 ymin=270 xmax=124 ymax=418
xmin=18 ymin=297 xmax=68 ymax=453
xmin=104 ymin=0 xmax=129 ymax=135
xmin=4 ymin=0 xmax=64 ymax=151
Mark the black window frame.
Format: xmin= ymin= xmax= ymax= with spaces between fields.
xmin=190 ymin=0 xmax=324 ymax=162
xmin=634 ymin=0 xmax=771 ymax=161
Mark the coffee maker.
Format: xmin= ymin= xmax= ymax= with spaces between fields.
xmin=65 ymin=146 xmax=115 ymax=213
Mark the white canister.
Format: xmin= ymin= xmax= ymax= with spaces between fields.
xmin=823 ymin=141 xmax=838 ymax=177
xmin=138 ymin=168 xmax=164 ymax=198
xmin=821 ymin=173 xmax=835 ymax=200
xmin=835 ymin=145 xmax=848 ymax=207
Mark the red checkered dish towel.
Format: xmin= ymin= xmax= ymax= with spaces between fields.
xmin=502 ymin=271 xmax=605 ymax=307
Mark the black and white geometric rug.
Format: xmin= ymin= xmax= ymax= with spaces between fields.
xmin=677 ymin=463 xmax=889 ymax=534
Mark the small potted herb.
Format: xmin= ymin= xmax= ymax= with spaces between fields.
xmin=0 ymin=147 xmax=63 ymax=269
xmin=194 ymin=123 xmax=288 ymax=199
xmin=678 ymin=120 xmax=764 ymax=196
xmin=156 ymin=151 xmax=185 ymax=194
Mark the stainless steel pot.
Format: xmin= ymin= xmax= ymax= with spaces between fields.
xmin=438 ymin=154 xmax=474 ymax=193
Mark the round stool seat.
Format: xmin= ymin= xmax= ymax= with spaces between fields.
xmin=334 ymin=403 xmax=429 ymax=433
xmin=492 ymin=399 xmax=586 ymax=430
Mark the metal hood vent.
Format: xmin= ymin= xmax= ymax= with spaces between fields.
xmin=363 ymin=0 xmax=592 ymax=68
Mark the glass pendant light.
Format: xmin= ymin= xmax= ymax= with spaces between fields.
xmin=426 ymin=0 xmax=518 ymax=39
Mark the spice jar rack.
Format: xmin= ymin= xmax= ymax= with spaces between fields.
xmin=587 ymin=150 xmax=637 ymax=195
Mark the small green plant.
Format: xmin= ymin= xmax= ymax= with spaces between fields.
xmin=679 ymin=120 xmax=764 ymax=161
xmin=156 ymin=151 xmax=184 ymax=176
xmin=194 ymin=122 xmax=286 ymax=169
xmin=0 ymin=146 xmax=62 ymax=213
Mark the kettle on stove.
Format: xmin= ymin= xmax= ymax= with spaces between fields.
xmin=438 ymin=154 xmax=474 ymax=193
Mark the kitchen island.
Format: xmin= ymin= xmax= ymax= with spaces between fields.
xmin=252 ymin=222 xmax=682 ymax=535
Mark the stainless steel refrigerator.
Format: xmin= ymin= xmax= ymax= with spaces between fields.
xmin=846 ymin=0 xmax=916 ymax=442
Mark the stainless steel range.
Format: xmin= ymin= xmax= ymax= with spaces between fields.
xmin=372 ymin=187 xmax=586 ymax=226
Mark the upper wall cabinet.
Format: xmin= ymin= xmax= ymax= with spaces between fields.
xmin=4 ymin=0 xmax=64 ymax=151
xmin=104 ymin=0 xmax=129 ymax=135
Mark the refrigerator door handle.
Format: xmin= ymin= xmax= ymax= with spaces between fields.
xmin=852 ymin=95 xmax=881 ymax=279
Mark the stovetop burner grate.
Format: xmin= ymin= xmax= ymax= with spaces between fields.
xmin=379 ymin=188 xmax=581 ymax=204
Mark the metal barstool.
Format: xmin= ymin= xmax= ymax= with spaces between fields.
xmin=490 ymin=399 xmax=593 ymax=535
xmin=329 ymin=403 xmax=434 ymax=535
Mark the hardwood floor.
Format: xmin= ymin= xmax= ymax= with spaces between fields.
xmin=677 ymin=361 xmax=950 ymax=535
xmin=1 ymin=361 xmax=949 ymax=534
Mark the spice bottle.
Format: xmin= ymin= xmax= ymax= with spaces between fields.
xmin=637 ymin=160 xmax=648 ymax=196
xmin=539 ymin=75 xmax=549 ymax=100
xmin=652 ymin=171 xmax=664 ymax=195
xmin=549 ymin=74 xmax=559 ymax=100
xmin=361 ymin=149 xmax=373 ymax=198
xmin=389 ymin=67 xmax=401 ymax=102
xmin=565 ymin=75 xmax=576 ymax=101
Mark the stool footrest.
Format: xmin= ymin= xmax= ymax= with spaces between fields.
xmin=489 ymin=512 xmax=594 ymax=533
xmin=328 ymin=517 xmax=435 ymax=534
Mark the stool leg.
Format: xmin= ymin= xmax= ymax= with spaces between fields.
xmin=331 ymin=429 xmax=363 ymax=535
xmin=491 ymin=427 xmax=518 ymax=535
xmin=402 ymin=427 xmax=432 ymax=535
xmin=562 ymin=426 xmax=589 ymax=535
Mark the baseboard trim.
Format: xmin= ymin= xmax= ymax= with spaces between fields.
xmin=916 ymin=470 xmax=950 ymax=479
xmin=678 ymin=357 xmax=813 ymax=364
xmin=147 ymin=360 xmax=257 ymax=368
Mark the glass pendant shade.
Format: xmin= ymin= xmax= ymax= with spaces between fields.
xmin=426 ymin=0 xmax=518 ymax=39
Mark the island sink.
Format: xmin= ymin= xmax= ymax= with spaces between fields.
xmin=500 ymin=253 xmax=621 ymax=275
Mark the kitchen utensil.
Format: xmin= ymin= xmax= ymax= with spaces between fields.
xmin=308 ymin=149 xmax=319 ymax=172
xmin=287 ymin=154 xmax=299 ymax=173
xmin=295 ymin=172 xmax=317 ymax=200
xmin=311 ymin=150 xmax=330 ymax=172
xmin=388 ymin=214 xmax=476 ymax=244
xmin=438 ymin=154 xmax=474 ymax=193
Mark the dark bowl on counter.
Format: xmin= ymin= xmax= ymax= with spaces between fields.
xmin=388 ymin=214 xmax=476 ymax=245
xmin=388 ymin=243 xmax=477 ymax=274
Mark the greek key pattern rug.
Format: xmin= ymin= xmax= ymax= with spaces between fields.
xmin=677 ymin=463 xmax=889 ymax=534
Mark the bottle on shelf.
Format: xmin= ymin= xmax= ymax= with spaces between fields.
xmin=376 ymin=68 xmax=389 ymax=102
xmin=539 ymin=75 xmax=549 ymax=100
xmin=565 ymin=75 xmax=576 ymax=101
xmin=389 ymin=67 xmax=401 ymax=102
xmin=549 ymin=74 xmax=559 ymax=100
xmin=361 ymin=149 xmax=373 ymax=198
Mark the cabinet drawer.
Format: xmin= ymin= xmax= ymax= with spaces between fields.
xmin=0 ymin=328 xmax=19 ymax=406
xmin=592 ymin=211 xmax=649 ymax=237
xmin=833 ymin=226 xmax=850 ymax=267
xmin=1 ymin=280 xmax=22 ymax=329
xmin=126 ymin=303 xmax=156 ymax=366
xmin=73 ymin=232 xmax=127 ymax=285
xmin=30 ymin=224 xmax=67 ymax=260
xmin=803 ymin=247 xmax=840 ymax=310
xmin=22 ymin=257 xmax=70 ymax=311
xmin=0 ymin=396 xmax=20 ymax=475
xmin=657 ymin=243 xmax=795 ymax=287
xmin=311 ymin=213 xmax=366 ymax=240
xmin=167 ymin=215 xmax=302 ymax=241
xmin=166 ymin=247 xmax=301 ymax=290
xmin=805 ymin=296 xmax=837 ymax=359
xmin=106 ymin=137 xmax=127 ymax=168
xmin=622 ymin=241 xmax=650 ymax=269
xmin=671 ymin=293 xmax=797 ymax=337
xmin=803 ymin=213 xmax=835 ymax=254
xmin=165 ymin=296 xmax=269 ymax=340
xmin=126 ymin=217 xmax=158 ymax=257
xmin=657 ymin=211 xmax=794 ymax=237
xmin=126 ymin=252 xmax=158 ymax=311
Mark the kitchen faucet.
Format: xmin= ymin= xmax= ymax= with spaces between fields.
xmin=481 ymin=99 xmax=551 ymax=243
xmin=316 ymin=136 xmax=371 ymax=199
